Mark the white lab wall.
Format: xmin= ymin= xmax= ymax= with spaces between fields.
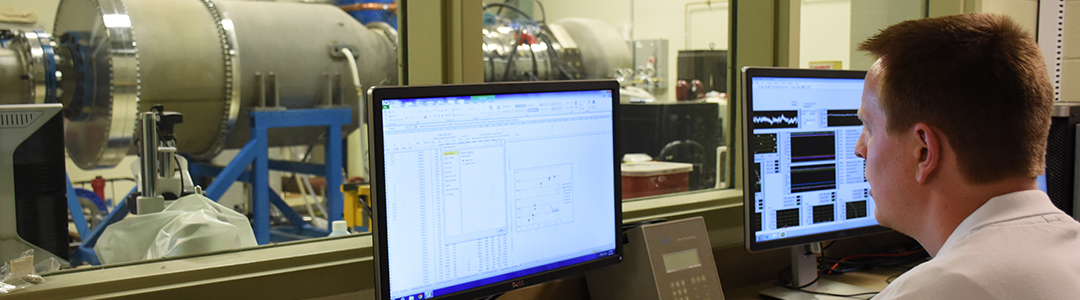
xmin=800 ymin=0 xmax=851 ymax=69
xmin=537 ymin=0 xmax=729 ymax=100
xmin=1064 ymin=0 xmax=1079 ymax=102
xmin=847 ymin=0 xmax=925 ymax=71
xmin=977 ymin=0 xmax=1040 ymax=35
xmin=1 ymin=0 xmax=60 ymax=32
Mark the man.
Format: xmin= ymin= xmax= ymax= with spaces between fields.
xmin=854 ymin=13 xmax=1080 ymax=299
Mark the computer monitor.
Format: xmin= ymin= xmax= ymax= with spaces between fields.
xmin=1 ymin=104 xmax=69 ymax=265
xmin=368 ymin=80 xmax=623 ymax=300
xmin=740 ymin=67 xmax=889 ymax=296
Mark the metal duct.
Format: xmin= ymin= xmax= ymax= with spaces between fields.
xmin=1 ymin=0 xmax=398 ymax=169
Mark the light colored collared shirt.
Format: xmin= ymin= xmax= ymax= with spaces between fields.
xmin=874 ymin=190 xmax=1080 ymax=299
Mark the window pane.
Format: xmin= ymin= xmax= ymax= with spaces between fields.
xmin=481 ymin=0 xmax=733 ymax=201
xmin=800 ymin=0 xmax=925 ymax=70
xmin=4 ymin=0 xmax=396 ymax=269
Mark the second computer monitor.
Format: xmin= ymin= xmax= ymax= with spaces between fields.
xmin=742 ymin=67 xmax=889 ymax=252
xmin=368 ymin=80 xmax=623 ymax=300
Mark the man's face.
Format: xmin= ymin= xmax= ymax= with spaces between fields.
xmin=854 ymin=60 xmax=920 ymax=231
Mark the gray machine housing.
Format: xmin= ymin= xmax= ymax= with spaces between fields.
xmin=586 ymin=217 xmax=724 ymax=300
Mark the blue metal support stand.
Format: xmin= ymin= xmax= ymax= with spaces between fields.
xmin=64 ymin=107 xmax=351 ymax=265
xmin=195 ymin=108 xmax=352 ymax=245
xmin=65 ymin=175 xmax=90 ymax=241
xmin=66 ymin=179 xmax=136 ymax=266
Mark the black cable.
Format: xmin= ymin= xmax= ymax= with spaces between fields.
xmin=501 ymin=31 xmax=527 ymax=81
xmin=174 ymin=155 xmax=188 ymax=196
xmin=818 ymin=244 xmax=928 ymax=275
xmin=787 ymin=288 xmax=878 ymax=299
xmin=534 ymin=0 xmax=547 ymax=25
xmin=495 ymin=0 xmax=511 ymax=15
xmin=858 ymin=236 xmax=884 ymax=254
xmin=526 ymin=34 xmax=540 ymax=80
xmin=773 ymin=241 xmax=929 ymax=298
xmin=483 ymin=3 xmax=533 ymax=21
xmin=822 ymin=240 xmax=836 ymax=251
xmin=622 ymin=219 xmax=666 ymax=231
xmin=778 ymin=267 xmax=822 ymax=289
xmin=535 ymin=31 xmax=575 ymax=79
xmin=778 ymin=265 xmax=879 ymax=299
xmin=485 ymin=50 xmax=497 ymax=81
xmin=885 ymin=273 xmax=903 ymax=284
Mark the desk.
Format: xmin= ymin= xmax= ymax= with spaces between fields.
xmin=726 ymin=267 xmax=905 ymax=300
xmin=498 ymin=231 xmax=918 ymax=300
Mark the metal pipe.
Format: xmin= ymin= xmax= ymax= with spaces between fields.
xmin=139 ymin=112 xmax=158 ymax=198
xmin=45 ymin=0 xmax=399 ymax=169
xmin=256 ymin=72 xmax=265 ymax=108
xmin=269 ymin=72 xmax=279 ymax=108
xmin=160 ymin=146 xmax=176 ymax=179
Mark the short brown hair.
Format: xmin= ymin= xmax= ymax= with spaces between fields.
xmin=858 ymin=13 xmax=1053 ymax=183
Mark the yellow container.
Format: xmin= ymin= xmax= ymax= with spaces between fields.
xmin=341 ymin=183 xmax=371 ymax=231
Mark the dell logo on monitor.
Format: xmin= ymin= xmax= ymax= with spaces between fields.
xmin=511 ymin=280 xmax=526 ymax=288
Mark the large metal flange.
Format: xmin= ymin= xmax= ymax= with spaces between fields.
xmin=191 ymin=0 xmax=241 ymax=161
xmin=54 ymin=0 xmax=142 ymax=169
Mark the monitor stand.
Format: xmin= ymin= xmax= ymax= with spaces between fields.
xmin=759 ymin=244 xmax=876 ymax=300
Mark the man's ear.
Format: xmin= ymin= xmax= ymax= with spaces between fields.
xmin=912 ymin=123 xmax=940 ymax=183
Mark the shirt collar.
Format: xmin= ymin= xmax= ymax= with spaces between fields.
xmin=937 ymin=190 xmax=1062 ymax=255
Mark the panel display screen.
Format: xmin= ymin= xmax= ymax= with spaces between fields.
xmin=742 ymin=68 xmax=888 ymax=252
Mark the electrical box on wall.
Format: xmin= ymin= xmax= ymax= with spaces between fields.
xmin=633 ymin=39 xmax=669 ymax=93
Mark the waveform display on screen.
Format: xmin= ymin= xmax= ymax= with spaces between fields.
xmin=790 ymin=164 xmax=836 ymax=193
xmin=826 ymin=109 xmax=862 ymax=127
xmin=846 ymin=200 xmax=868 ymax=219
xmin=776 ymin=208 xmax=800 ymax=228
xmin=790 ymin=131 xmax=836 ymax=163
xmin=753 ymin=110 xmax=799 ymax=129
xmin=753 ymin=133 xmax=778 ymax=154
xmin=813 ymin=204 xmax=835 ymax=224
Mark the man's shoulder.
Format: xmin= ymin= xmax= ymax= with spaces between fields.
xmin=875 ymin=221 xmax=1080 ymax=300
xmin=875 ymin=263 xmax=993 ymax=300
xmin=955 ymin=210 xmax=1080 ymax=258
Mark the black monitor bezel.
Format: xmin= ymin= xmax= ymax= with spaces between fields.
xmin=740 ymin=67 xmax=890 ymax=252
xmin=368 ymin=80 xmax=624 ymax=300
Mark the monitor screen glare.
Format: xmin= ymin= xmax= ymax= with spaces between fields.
xmin=371 ymin=81 xmax=621 ymax=300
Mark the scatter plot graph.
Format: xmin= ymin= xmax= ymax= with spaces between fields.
xmin=515 ymin=164 xmax=574 ymax=231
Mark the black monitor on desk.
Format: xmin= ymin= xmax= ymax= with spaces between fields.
xmin=741 ymin=67 xmax=889 ymax=297
xmin=368 ymin=80 xmax=623 ymax=300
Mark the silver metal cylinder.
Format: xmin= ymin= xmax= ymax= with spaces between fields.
xmin=139 ymin=112 xmax=158 ymax=198
xmin=43 ymin=0 xmax=398 ymax=169
xmin=0 ymin=28 xmax=57 ymax=106
xmin=551 ymin=18 xmax=632 ymax=80
xmin=481 ymin=17 xmax=631 ymax=82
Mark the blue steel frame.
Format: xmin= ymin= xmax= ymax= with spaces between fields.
xmin=65 ymin=108 xmax=351 ymax=264
xmin=195 ymin=108 xmax=352 ymax=244
xmin=67 ymin=175 xmax=136 ymax=266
